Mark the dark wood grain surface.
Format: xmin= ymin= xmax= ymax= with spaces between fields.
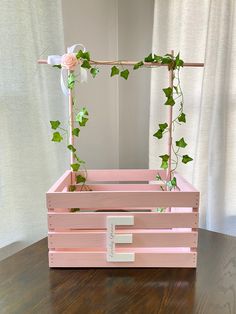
xmin=0 ymin=229 xmax=235 ymax=314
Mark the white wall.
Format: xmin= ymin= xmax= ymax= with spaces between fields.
xmin=62 ymin=0 xmax=119 ymax=169
xmin=118 ymin=0 xmax=154 ymax=168
xmin=61 ymin=0 xmax=154 ymax=169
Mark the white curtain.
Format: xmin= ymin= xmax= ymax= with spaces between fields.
xmin=0 ymin=0 xmax=67 ymax=258
xmin=150 ymin=0 xmax=236 ymax=236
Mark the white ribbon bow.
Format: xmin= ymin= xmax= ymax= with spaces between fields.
xmin=47 ymin=43 xmax=88 ymax=95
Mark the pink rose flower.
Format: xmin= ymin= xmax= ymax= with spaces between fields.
xmin=61 ymin=53 xmax=79 ymax=70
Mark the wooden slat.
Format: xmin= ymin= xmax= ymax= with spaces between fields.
xmin=175 ymin=172 xmax=199 ymax=192
xmin=47 ymin=190 xmax=199 ymax=208
xmin=72 ymin=169 xmax=167 ymax=182
xmin=47 ymin=171 xmax=71 ymax=193
xmin=48 ymin=230 xmax=198 ymax=248
xmin=51 ymin=207 xmax=195 ymax=212
xmin=49 ymin=250 xmax=197 ymax=268
xmin=74 ymin=184 xmax=163 ymax=191
xmin=48 ymin=212 xmax=198 ymax=229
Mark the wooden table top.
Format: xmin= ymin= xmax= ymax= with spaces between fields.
xmin=0 ymin=228 xmax=235 ymax=314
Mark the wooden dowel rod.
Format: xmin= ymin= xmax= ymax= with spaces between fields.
xmin=68 ymin=71 xmax=74 ymax=165
xmin=166 ymin=50 xmax=174 ymax=214
xmin=167 ymin=50 xmax=174 ymax=182
xmin=37 ymin=59 xmax=204 ymax=67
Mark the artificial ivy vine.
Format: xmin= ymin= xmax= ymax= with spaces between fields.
xmin=50 ymin=50 xmax=193 ymax=197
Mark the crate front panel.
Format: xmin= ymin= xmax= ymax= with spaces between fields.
xmin=47 ymin=169 xmax=199 ymax=268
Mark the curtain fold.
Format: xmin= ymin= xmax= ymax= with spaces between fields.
xmin=150 ymin=0 xmax=236 ymax=235
xmin=0 ymin=0 xmax=67 ymax=257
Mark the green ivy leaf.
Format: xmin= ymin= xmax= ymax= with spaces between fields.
xmin=50 ymin=120 xmax=60 ymax=130
xmin=166 ymin=176 xmax=177 ymax=190
xmin=53 ymin=64 xmax=62 ymax=69
xmin=159 ymin=154 xmax=169 ymax=169
xmin=159 ymin=123 xmax=168 ymax=131
xmin=52 ymin=132 xmax=63 ymax=142
xmin=178 ymin=113 xmax=186 ymax=123
xmin=81 ymin=60 xmax=91 ymax=69
xmin=111 ymin=66 xmax=120 ymax=77
xmin=175 ymin=52 xmax=184 ymax=68
xmin=76 ymin=174 xmax=86 ymax=184
xmin=154 ymin=55 xmax=163 ymax=63
xmin=153 ymin=129 xmax=163 ymax=139
xmin=67 ymin=144 xmax=76 ymax=153
xmin=70 ymin=208 xmax=80 ymax=212
xmin=156 ymin=207 xmax=165 ymax=212
xmin=76 ymin=107 xmax=89 ymax=127
xmin=176 ymin=137 xmax=187 ymax=148
xmin=71 ymin=163 xmax=80 ymax=171
xmin=144 ymin=53 xmax=154 ymax=62
xmin=161 ymin=56 xmax=172 ymax=64
xmin=76 ymin=50 xmax=83 ymax=59
xmin=68 ymin=185 xmax=76 ymax=192
xmin=76 ymin=50 xmax=90 ymax=61
xmin=82 ymin=51 xmax=90 ymax=61
xmin=165 ymin=96 xmax=175 ymax=106
xmin=160 ymin=154 xmax=169 ymax=162
xmin=153 ymin=123 xmax=168 ymax=139
xmin=78 ymin=117 xmax=88 ymax=127
xmin=133 ymin=61 xmax=144 ymax=70
xmin=72 ymin=128 xmax=80 ymax=137
xmin=171 ymin=176 xmax=177 ymax=187
xmin=182 ymin=155 xmax=193 ymax=164
xmin=120 ymin=69 xmax=129 ymax=80
xmin=163 ymin=87 xmax=173 ymax=98
xmin=90 ymin=67 xmax=99 ymax=78
xmin=68 ymin=73 xmax=76 ymax=89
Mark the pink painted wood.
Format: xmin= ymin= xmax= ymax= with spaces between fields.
xmin=47 ymin=190 xmax=199 ymax=209
xmin=48 ymin=230 xmax=198 ymax=248
xmin=72 ymin=169 xmax=167 ymax=182
xmin=48 ymin=212 xmax=198 ymax=230
xmin=49 ymin=250 xmax=197 ymax=268
xmin=175 ymin=172 xmax=199 ymax=192
xmin=74 ymin=184 xmax=164 ymax=191
xmin=47 ymin=171 xmax=71 ymax=193
xmin=167 ymin=50 xmax=174 ymax=181
xmin=46 ymin=169 xmax=199 ymax=268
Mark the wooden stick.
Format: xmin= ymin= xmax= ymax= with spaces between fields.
xmin=68 ymin=71 xmax=74 ymax=165
xmin=166 ymin=51 xmax=175 ymax=213
xmin=167 ymin=50 xmax=174 ymax=182
xmin=37 ymin=59 xmax=204 ymax=67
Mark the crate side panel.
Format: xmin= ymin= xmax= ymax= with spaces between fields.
xmin=175 ymin=172 xmax=199 ymax=192
xmin=47 ymin=171 xmax=71 ymax=193
xmin=72 ymin=169 xmax=167 ymax=182
xmin=74 ymin=184 xmax=163 ymax=191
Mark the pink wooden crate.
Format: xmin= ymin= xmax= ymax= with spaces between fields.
xmin=47 ymin=169 xmax=199 ymax=268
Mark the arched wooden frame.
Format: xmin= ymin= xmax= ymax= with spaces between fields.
xmin=38 ymin=53 xmax=204 ymax=180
